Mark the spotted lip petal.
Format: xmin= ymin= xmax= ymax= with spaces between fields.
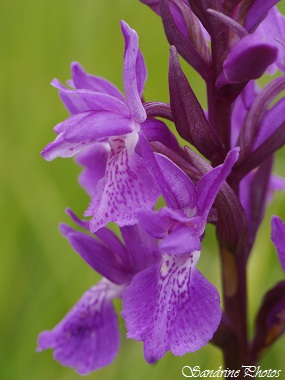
xmin=122 ymin=252 xmax=222 ymax=363
xmin=85 ymin=133 xmax=160 ymax=232
xmin=37 ymin=280 xmax=122 ymax=375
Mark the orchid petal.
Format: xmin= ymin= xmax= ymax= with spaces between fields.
xmin=159 ymin=225 xmax=201 ymax=255
xmin=76 ymin=143 xmax=110 ymax=196
xmin=196 ymin=148 xmax=239 ymax=229
xmin=41 ymin=132 xmax=95 ymax=161
xmin=85 ymin=133 xmax=159 ymax=232
xmin=71 ymin=62 xmax=125 ymax=101
xmin=122 ymin=252 xmax=222 ymax=363
xmin=37 ymin=280 xmax=121 ymax=375
xmin=120 ymin=224 xmax=161 ymax=274
xmin=141 ymin=118 xmax=179 ymax=150
xmin=51 ymin=79 xmax=130 ymax=117
xmin=245 ymin=0 xmax=280 ymax=32
xmin=217 ymin=35 xmax=278 ymax=86
xmin=121 ymin=21 xmax=147 ymax=123
xmin=155 ymin=153 xmax=197 ymax=213
xmin=59 ymin=224 xmax=129 ymax=284
xmin=63 ymin=111 xmax=133 ymax=143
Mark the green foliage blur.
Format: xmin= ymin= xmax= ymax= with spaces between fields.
xmin=1 ymin=1 xmax=285 ymax=379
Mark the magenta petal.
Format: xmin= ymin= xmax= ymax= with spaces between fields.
xmin=155 ymin=153 xmax=197 ymax=213
xmin=141 ymin=118 xmax=179 ymax=150
xmin=71 ymin=62 xmax=125 ymax=101
xmin=122 ymin=252 xmax=222 ymax=363
xmin=159 ymin=225 xmax=201 ymax=255
xmin=138 ymin=207 xmax=191 ymax=239
xmin=271 ymin=216 xmax=285 ymax=273
xmin=41 ymin=133 xmax=95 ymax=161
xmin=53 ymin=86 xmax=130 ymax=117
xmin=253 ymin=97 xmax=285 ymax=150
xmin=76 ymin=143 xmax=110 ymax=196
xmin=196 ymin=148 xmax=239 ymax=228
xmin=59 ymin=224 xmax=129 ymax=284
xmin=37 ymin=280 xmax=122 ymax=375
xmin=121 ymin=21 xmax=147 ymax=123
xmin=245 ymin=0 xmax=280 ymax=32
xmin=217 ymin=35 xmax=278 ymax=85
xmin=63 ymin=111 xmax=133 ymax=143
xmin=120 ymin=224 xmax=161 ymax=274
xmin=85 ymin=133 xmax=159 ymax=232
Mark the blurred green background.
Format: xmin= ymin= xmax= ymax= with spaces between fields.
xmin=1 ymin=1 xmax=285 ymax=379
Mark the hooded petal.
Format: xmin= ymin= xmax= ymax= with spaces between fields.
xmin=121 ymin=21 xmax=147 ymax=123
xmin=120 ymin=224 xmax=161 ymax=274
xmin=140 ymin=118 xmax=179 ymax=150
xmin=37 ymin=280 xmax=122 ymax=375
xmin=271 ymin=216 xmax=285 ymax=273
xmin=138 ymin=207 xmax=193 ymax=239
xmin=217 ymin=34 xmax=278 ymax=86
xmin=71 ymin=62 xmax=125 ymax=101
xmin=122 ymin=252 xmax=222 ymax=363
xmin=63 ymin=111 xmax=133 ymax=143
xmin=195 ymin=148 xmax=239 ymax=230
xmin=51 ymin=79 xmax=130 ymax=117
xmin=159 ymin=225 xmax=201 ymax=255
xmin=85 ymin=132 xmax=160 ymax=232
xmin=59 ymin=224 xmax=129 ymax=285
xmin=155 ymin=153 xmax=197 ymax=213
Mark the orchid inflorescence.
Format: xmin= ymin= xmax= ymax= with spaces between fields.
xmin=37 ymin=1 xmax=285 ymax=376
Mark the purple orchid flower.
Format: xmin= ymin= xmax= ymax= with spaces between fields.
xmin=37 ymin=210 xmax=160 ymax=375
xmin=41 ymin=21 xmax=178 ymax=232
xmin=121 ymin=148 xmax=239 ymax=363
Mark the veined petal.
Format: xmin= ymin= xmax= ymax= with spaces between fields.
xmin=196 ymin=148 xmax=239 ymax=230
xmin=121 ymin=21 xmax=147 ymax=123
xmin=76 ymin=143 xmax=110 ymax=196
xmin=85 ymin=133 xmax=160 ymax=232
xmin=41 ymin=133 xmax=95 ymax=161
xmin=52 ymin=79 xmax=130 ymax=117
xmin=271 ymin=216 xmax=285 ymax=273
xmin=120 ymin=224 xmax=161 ymax=274
xmin=138 ymin=207 xmax=192 ymax=239
xmin=59 ymin=224 xmax=129 ymax=285
xmin=71 ymin=62 xmax=125 ymax=101
xmin=141 ymin=118 xmax=179 ymax=150
xmin=122 ymin=252 xmax=222 ymax=363
xmin=159 ymin=225 xmax=201 ymax=255
xmin=155 ymin=153 xmax=197 ymax=213
xmin=37 ymin=280 xmax=122 ymax=375
xmin=217 ymin=35 xmax=278 ymax=86
xmin=63 ymin=111 xmax=133 ymax=143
